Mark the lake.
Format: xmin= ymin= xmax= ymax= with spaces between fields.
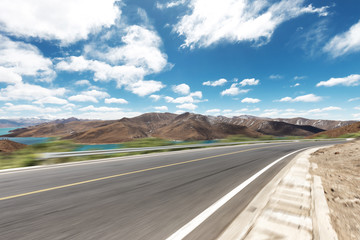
xmin=0 ymin=127 xmax=51 ymax=145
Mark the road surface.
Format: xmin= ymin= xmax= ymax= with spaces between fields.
xmin=0 ymin=140 xmax=344 ymax=240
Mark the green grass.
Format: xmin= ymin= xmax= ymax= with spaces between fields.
xmin=339 ymin=131 xmax=360 ymax=138
xmin=0 ymin=134 xmax=322 ymax=170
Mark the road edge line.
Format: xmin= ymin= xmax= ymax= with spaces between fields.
xmin=166 ymin=148 xmax=308 ymax=240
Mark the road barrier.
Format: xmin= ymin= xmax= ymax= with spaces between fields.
xmin=39 ymin=138 xmax=350 ymax=160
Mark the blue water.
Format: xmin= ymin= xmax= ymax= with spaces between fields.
xmin=0 ymin=127 xmax=18 ymax=135
xmin=0 ymin=128 xmax=51 ymax=145
xmin=75 ymin=144 xmax=123 ymax=151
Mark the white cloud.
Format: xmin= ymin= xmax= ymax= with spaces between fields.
xmin=79 ymin=105 xmax=122 ymax=112
xmin=176 ymin=103 xmax=197 ymax=110
xmin=156 ymin=0 xmax=186 ymax=9
xmin=206 ymin=109 xmax=221 ymax=113
xmin=0 ymin=83 xmax=66 ymax=101
xmin=221 ymin=83 xmax=249 ymax=96
xmin=0 ymin=0 xmax=120 ymax=44
xmin=294 ymin=76 xmax=306 ymax=80
xmin=34 ymin=97 xmax=68 ymax=105
xmin=174 ymin=0 xmax=328 ymax=49
xmin=223 ymin=109 xmax=232 ymax=113
xmin=56 ymin=25 xmax=168 ymax=97
xmin=105 ymin=98 xmax=128 ymax=104
xmin=203 ymin=78 xmax=227 ymax=86
xmin=0 ymin=66 xmax=22 ymax=84
xmin=308 ymin=106 xmax=342 ymax=113
xmin=75 ymin=80 xmax=91 ymax=86
xmin=0 ymin=35 xmax=55 ymax=82
xmin=292 ymin=83 xmax=300 ymax=87
xmin=354 ymin=106 xmax=360 ymax=110
xmin=127 ymin=80 xmax=165 ymax=96
xmin=239 ymin=78 xmax=260 ymax=86
xmin=241 ymin=97 xmax=261 ymax=103
xmin=324 ymin=20 xmax=360 ymax=57
xmin=269 ymin=74 xmax=283 ymax=79
xmin=316 ymin=74 xmax=360 ymax=87
xmin=68 ymin=95 xmax=98 ymax=103
xmin=278 ymin=93 xmax=322 ymax=102
xmin=154 ymin=106 xmax=168 ymax=111
xmin=165 ymin=91 xmax=203 ymax=104
xmin=172 ymin=83 xmax=190 ymax=95
xmin=150 ymin=95 xmax=161 ymax=101
xmin=91 ymin=25 xmax=168 ymax=73
xmin=3 ymin=103 xmax=60 ymax=113
xmin=82 ymin=90 xmax=110 ymax=98
xmin=175 ymin=110 xmax=186 ymax=114
xmin=349 ymin=97 xmax=360 ymax=102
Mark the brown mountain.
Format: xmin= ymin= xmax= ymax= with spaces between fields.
xmin=2 ymin=112 xmax=353 ymax=144
xmin=0 ymin=140 xmax=26 ymax=153
xmin=152 ymin=112 xmax=261 ymax=141
xmin=310 ymin=122 xmax=360 ymax=138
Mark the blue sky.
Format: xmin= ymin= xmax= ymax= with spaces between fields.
xmin=0 ymin=0 xmax=360 ymax=120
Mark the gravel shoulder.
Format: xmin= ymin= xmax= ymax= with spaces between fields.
xmin=310 ymin=140 xmax=360 ymax=240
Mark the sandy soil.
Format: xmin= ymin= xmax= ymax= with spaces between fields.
xmin=0 ymin=140 xmax=26 ymax=153
xmin=310 ymin=140 xmax=360 ymax=240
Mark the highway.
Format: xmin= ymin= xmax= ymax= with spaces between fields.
xmin=0 ymin=140 xmax=344 ymax=240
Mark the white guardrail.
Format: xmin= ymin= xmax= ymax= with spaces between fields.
xmin=39 ymin=138 xmax=351 ymax=160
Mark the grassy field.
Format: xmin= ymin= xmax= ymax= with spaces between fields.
xmin=0 ymin=133 xmax=351 ymax=170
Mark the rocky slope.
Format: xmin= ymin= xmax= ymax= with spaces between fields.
xmin=2 ymin=113 xmax=354 ymax=143
xmin=309 ymin=121 xmax=360 ymax=138
xmin=0 ymin=140 xmax=26 ymax=153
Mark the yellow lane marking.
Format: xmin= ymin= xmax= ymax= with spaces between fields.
xmin=0 ymin=144 xmax=283 ymax=201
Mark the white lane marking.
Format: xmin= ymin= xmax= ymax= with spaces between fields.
xmin=166 ymin=147 xmax=309 ymax=240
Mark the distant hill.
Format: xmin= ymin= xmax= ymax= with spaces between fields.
xmin=0 ymin=140 xmax=26 ymax=153
xmin=310 ymin=122 xmax=360 ymax=138
xmin=0 ymin=118 xmax=50 ymax=128
xmin=1 ymin=113 xmax=355 ymax=144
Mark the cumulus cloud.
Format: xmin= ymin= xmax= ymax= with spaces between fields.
xmin=241 ymin=97 xmax=261 ymax=103
xmin=79 ymin=105 xmax=123 ymax=112
xmin=239 ymin=78 xmax=260 ymax=86
xmin=203 ymin=78 xmax=227 ymax=86
xmin=0 ymin=83 xmax=66 ymax=101
xmin=75 ymin=80 xmax=91 ymax=86
xmin=172 ymin=83 xmax=190 ymax=95
xmin=221 ymin=83 xmax=249 ymax=96
xmin=316 ymin=74 xmax=360 ymax=87
xmin=154 ymin=106 xmax=168 ymax=111
xmin=165 ymin=91 xmax=203 ymax=104
xmin=56 ymin=25 xmax=168 ymax=96
xmin=0 ymin=35 xmax=55 ymax=82
xmin=3 ymin=103 xmax=60 ymax=113
xmin=324 ymin=20 xmax=360 ymax=57
xmin=0 ymin=66 xmax=22 ymax=84
xmin=127 ymin=80 xmax=165 ymax=96
xmin=308 ymin=106 xmax=342 ymax=113
xmin=206 ymin=109 xmax=221 ymax=114
xmin=174 ymin=0 xmax=328 ymax=49
xmin=156 ymin=0 xmax=186 ymax=9
xmin=105 ymin=98 xmax=128 ymax=104
xmin=149 ymin=95 xmax=161 ymax=101
xmin=0 ymin=0 xmax=120 ymax=44
xmin=90 ymin=25 xmax=168 ymax=73
xmin=278 ymin=94 xmax=322 ymax=102
xmin=34 ymin=97 xmax=68 ymax=105
xmin=69 ymin=90 xmax=109 ymax=103
xmin=176 ymin=103 xmax=197 ymax=110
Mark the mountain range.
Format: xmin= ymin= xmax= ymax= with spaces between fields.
xmin=2 ymin=113 xmax=356 ymax=144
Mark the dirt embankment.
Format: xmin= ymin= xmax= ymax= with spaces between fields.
xmin=0 ymin=140 xmax=26 ymax=153
xmin=310 ymin=140 xmax=360 ymax=240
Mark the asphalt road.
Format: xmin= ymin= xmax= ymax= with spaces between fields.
xmin=0 ymin=140 xmax=344 ymax=240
